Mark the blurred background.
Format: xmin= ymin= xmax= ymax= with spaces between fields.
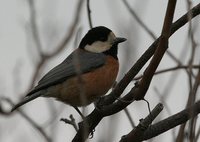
xmin=0 ymin=0 xmax=200 ymax=141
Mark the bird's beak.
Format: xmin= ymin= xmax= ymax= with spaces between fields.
xmin=113 ymin=37 xmax=127 ymax=45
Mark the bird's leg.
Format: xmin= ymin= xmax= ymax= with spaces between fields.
xmin=72 ymin=106 xmax=95 ymax=138
xmin=73 ymin=106 xmax=85 ymax=119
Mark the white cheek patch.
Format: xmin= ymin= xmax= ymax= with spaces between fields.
xmin=84 ymin=32 xmax=116 ymax=53
xmin=85 ymin=41 xmax=111 ymax=53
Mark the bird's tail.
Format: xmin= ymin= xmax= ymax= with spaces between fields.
xmin=11 ymin=92 xmax=42 ymax=112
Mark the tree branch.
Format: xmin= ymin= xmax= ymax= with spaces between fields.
xmin=132 ymin=0 xmax=176 ymax=100
xmin=87 ymin=0 xmax=93 ymax=28
xmin=0 ymin=97 xmax=52 ymax=142
xmin=119 ymin=103 xmax=164 ymax=142
xmin=72 ymin=2 xmax=200 ymax=142
xmin=134 ymin=65 xmax=200 ymax=80
xmin=101 ymin=2 xmax=200 ymax=106
xmin=143 ymin=100 xmax=200 ymax=141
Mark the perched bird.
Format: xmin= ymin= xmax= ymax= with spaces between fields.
xmin=11 ymin=26 xmax=126 ymax=112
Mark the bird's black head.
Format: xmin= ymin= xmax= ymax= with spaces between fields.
xmin=79 ymin=26 xmax=126 ymax=59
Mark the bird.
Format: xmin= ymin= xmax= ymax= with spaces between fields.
xmin=11 ymin=26 xmax=126 ymax=112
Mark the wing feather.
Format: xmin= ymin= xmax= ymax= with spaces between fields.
xmin=27 ymin=49 xmax=106 ymax=96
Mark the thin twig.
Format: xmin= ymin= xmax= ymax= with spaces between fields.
xmin=122 ymin=0 xmax=156 ymax=39
xmin=188 ymin=67 xmax=200 ymax=141
xmin=87 ymin=0 xmax=93 ymax=28
xmin=60 ymin=114 xmax=78 ymax=132
xmin=177 ymin=1 xmax=198 ymax=141
xmin=154 ymin=87 xmax=176 ymax=141
xmin=47 ymin=1 xmax=84 ymax=57
xmin=124 ymin=108 xmax=135 ymax=128
xmin=134 ymin=65 xmax=200 ymax=80
xmin=186 ymin=1 xmax=198 ymax=141
xmin=28 ymin=0 xmax=43 ymax=56
xmin=0 ymin=97 xmax=52 ymax=142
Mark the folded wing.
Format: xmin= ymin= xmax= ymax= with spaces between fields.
xmin=27 ymin=49 xmax=106 ymax=96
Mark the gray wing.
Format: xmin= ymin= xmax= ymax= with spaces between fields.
xmin=27 ymin=49 xmax=106 ymax=96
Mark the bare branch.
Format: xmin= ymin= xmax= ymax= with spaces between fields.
xmin=143 ymin=100 xmax=200 ymax=141
xmin=122 ymin=0 xmax=156 ymax=40
xmin=46 ymin=1 xmax=84 ymax=57
xmin=0 ymin=97 xmax=52 ymax=142
xmin=186 ymin=1 xmax=198 ymax=141
xmin=60 ymin=114 xmax=78 ymax=132
xmin=72 ymin=3 xmax=200 ymax=142
xmin=28 ymin=0 xmax=43 ymax=56
xmin=119 ymin=103 xmax=163 ymax=142
xmin=124 ymin=108 xmax=135 ymax=128
xmin=87 ymin=0 xmax=93 ymax=28
xmin=134 ymin=65 xmax=200 ymax=80
xmin=122 ymin=0 xmax=180 ymax=66
xmin=131 ymin=0 xmax=176 ymax=100
xmin=101 ymin=3 xmax=200 ymax=107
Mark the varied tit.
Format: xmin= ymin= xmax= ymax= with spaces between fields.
xmin=11 ymin=26 xmax=126 ymax=112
